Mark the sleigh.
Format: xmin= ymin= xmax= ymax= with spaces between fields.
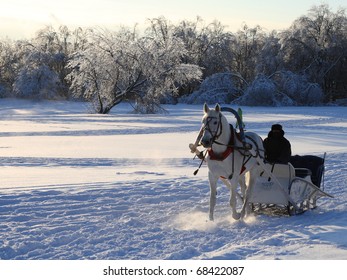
xmin=190 ymin=105 xmax=333 ymax=220
xmin=248 ymin=153 xmax=333 ymax=216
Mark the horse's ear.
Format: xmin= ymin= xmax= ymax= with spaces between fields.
xmin=204 ymin=103 xmax=209 ymax=113
xmin=215 ymin=103 xmax=221 ymax=112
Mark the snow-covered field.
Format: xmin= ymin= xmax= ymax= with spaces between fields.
xmin=0 ymin=98 xmax=346 ymax=260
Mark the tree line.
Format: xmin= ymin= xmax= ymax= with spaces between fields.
xmin=0 ymin=4 xmax=346 ymax=113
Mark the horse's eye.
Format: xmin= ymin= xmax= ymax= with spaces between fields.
xmin=214 ymin=121 xmax=218 ymax=125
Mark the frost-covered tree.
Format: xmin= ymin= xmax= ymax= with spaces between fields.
xmin=67 ymin=25 xmax=202 ymax=113
xmin=280 ymin=4 xmax=347 ymax=100
xmin=6 ymin=25 xmax=87 ymax=100
xmin=32 ymin=25 xmax=88 ymax=98
xmin=271 ymin=71 xmax=324 ymax=105
xmin=179 ymin=72 xmax=243 ymax=104
xmin=13 ymin=50 xmax=60 ymax=99
xmin=174 ymin=18 xmax=227 ymax=73
xmin=1 ymin=7 xmax=346 ymax=105
xmin=228 ymin=24 xmax=266 ymax=82
xmin=234 ymin=74 xmax=278 ymax=106
xmin=235 ymin=72 xmax=324 ymax=106
xmin=13 ymin=65 xmax=59 ymax=99
xmin=0 ymin=40 xmax=18 ymax=96
xmin=256 ymin=31 xmax=283 ymax=76
xmin=66 ymin=29 xmax=122 ymax=113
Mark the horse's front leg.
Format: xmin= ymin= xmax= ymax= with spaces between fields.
xmin=222 ymin=177 xmax=241 ymax=220
xmin=208 ymin=171 xmax=218 ymax=221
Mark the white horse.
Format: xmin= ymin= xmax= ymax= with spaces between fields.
xmin=191 ymin=103 xmax=264 ymax=220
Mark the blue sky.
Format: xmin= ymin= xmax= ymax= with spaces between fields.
xmin=0 ymin=0 xmax=346 ymax=39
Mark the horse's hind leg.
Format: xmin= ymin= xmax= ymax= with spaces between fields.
xmin=240 ymin=191 xmax=250 ymax=219
xmin=240 ymin=172 xmax=256 ymax=218
xmin=230 ymin=187 xmax=241 ymax=220
xmin=208 ymin=172 xmax=218 ymax=221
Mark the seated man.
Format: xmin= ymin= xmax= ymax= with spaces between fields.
xmin=263 ymin=124 xmax=292 ymax=164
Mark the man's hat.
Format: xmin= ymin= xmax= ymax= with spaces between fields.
xmin=271 ymin=124 xmax=283 ymax=131
xmin=271 ymin=123 xmax=285 ymax=135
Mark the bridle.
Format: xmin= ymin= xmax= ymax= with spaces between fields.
xmin=202 ymin=113 xmax=223 ymax=145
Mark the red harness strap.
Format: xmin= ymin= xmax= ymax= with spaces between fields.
xmin=208 ymin=146 xmax=233 ymax=161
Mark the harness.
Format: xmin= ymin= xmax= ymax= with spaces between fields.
xmin=208 ymin=124 xmax=234 ymax=161
xmin=213 ymin=124 xmax=257 ymax=179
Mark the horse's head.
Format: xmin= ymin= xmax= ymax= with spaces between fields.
xmin=200 ymin=103 xmax=222 ymax=148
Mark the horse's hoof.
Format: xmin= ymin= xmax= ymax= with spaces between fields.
xmin=232 ymin=213 xmax=241 ymax=220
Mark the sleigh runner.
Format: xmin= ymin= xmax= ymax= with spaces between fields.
xmin=190 ymin=104 xmax=333 ymax=219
